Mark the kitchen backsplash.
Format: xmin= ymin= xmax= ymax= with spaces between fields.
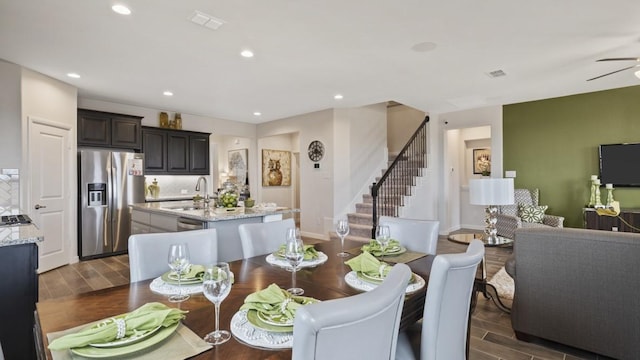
xmin=0 ymin=169 xmax=19 ymax=214
xmin=144 ymin=175 xmax=212 ymax=201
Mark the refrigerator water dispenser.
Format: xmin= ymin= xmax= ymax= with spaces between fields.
xmin=88 ymin=183 xmax=107 ymax=207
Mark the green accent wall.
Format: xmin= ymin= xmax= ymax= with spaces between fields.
xmin=503 ymin=85 xmax=640 ymax=228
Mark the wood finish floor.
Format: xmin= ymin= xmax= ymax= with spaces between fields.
xmin=39 ymin=235 xmax=609 ymax=360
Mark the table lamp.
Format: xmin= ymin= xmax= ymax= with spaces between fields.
xmin=469 ymin=178 xmax=514 ymax=244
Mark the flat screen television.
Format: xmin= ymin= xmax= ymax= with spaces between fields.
xmin=599 ymin=143 xmax=640 ymax=187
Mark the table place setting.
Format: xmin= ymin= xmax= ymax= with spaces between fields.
xmin=149 ymin=264 xmax=206 ymax=296
xmin=230 ymin=284 xmax=320 ymax=349
xmin=265 ymin=243 xmax=328 ymax=269
xmin=344 ymin=251 xmax=426 ymax=294
xmin=46 ymin=302 xmax=212 ymax=359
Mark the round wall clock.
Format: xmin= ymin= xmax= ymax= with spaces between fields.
xmin=307 ymin=140 xmax=325 ymax=162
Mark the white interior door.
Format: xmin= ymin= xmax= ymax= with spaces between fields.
xmin=28 ymin=118 xmax=72 ymax=272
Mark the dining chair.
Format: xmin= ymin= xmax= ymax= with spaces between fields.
xmin=238 ymin=218 xmax=295 ymax=258
xmin=127 ymin=228 xmax=218 ymax=283
xmin=395 ymin=239 xmax=484 ymax=360
xmin=378 ymin=216 xmax=440 ymax=255
xmin=292 ymin=263 xmax=412 ymax=360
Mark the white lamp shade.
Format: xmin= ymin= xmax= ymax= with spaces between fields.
xmin=469 ymin=178 xmax=514 ymax=205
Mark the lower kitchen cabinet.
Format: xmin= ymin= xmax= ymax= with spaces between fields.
xmin=0 ymin=243 xmax=38 ymax=359
xmin=131 ymin=209 xmax=179 ymax=234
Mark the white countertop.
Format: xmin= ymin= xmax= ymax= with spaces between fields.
xmin=130 ymin=201 xmax=299 ymax=222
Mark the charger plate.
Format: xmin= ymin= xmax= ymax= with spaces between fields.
xmin=265 ymin=251 xmax=328 ymax=269
xmin=344 ymin=271 xmax=425 ymax=294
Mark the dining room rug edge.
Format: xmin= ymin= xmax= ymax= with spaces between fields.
xmin=487 ymin=266 xmax=514 ymax=300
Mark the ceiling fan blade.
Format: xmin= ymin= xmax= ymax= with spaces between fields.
xmin=597 ymin=57 xmax=640 ymax=62
xmin=587 ymin=65 xmax=639 ymax=81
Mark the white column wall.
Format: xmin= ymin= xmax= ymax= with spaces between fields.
xmin=0 ymin=60 xmax=21 ymax=169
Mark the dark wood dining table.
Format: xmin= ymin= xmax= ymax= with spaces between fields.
xmin=35 ymin=238 xmax=434 ymax=359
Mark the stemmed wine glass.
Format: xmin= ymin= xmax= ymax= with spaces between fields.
xmin=375 ymin=225 xmax=391 ymax=260
xmin=285 ymin=228 xmax=305 ymax=295
xmin=167 ymin=243 xmax=191 ymax=302
xmin=336 ymin=219 xmax=350 ymax=257
xmin=203 ymin=262 xmax=233 ymax=345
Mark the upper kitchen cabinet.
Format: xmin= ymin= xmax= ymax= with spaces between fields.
xmin=78 ymin=109 xmax=142 ymax=150
xmin=142 ymin=126 xmax=210 ymax=175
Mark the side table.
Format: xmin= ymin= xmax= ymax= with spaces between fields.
xmin=448 ymin=233 xmax=513 ymax=313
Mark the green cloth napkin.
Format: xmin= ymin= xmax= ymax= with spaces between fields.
xmin=239 ymin=284 xmax=317 ymax=322
xmin=48 ymin=302 xmax=187 ymax=350
xmin=168 ymin=264 xmax=205 ymax=281
xmin=275 ymin=244 xmax=318 ymax=260
xmin=361 ymin=239 xmax=400 ymax=256
xmin=344 ymin=251 xmax=391 ymax=278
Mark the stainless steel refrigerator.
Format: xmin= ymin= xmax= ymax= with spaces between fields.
xmin=78 ymin=149 xmax=145 ymax=259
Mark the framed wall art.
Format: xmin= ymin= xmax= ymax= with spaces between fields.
xmin=228 ymin=149 xmax=248 ymax=186
xmin=473 ymin=148 xmax=491 ymax=175
xmin=262 ymin=149 xmax=291 ymax=186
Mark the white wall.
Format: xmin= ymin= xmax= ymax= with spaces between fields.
xmin=387 ymin=104 xmax=425 ymax=153
xmin=257 ymin=109 xmax=333 ymax=238
xmin=0 ymin=60 xmax=21 ymax=169
xmin=436 ymin=105 xmax=503 ymax=233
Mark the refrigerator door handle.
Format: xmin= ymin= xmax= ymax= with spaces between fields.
xmin=107 ymin=152 xmax=114 ymax=250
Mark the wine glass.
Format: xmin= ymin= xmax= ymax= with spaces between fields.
xmin=285 ymin=228 xmax=305 ymax=295
xmin=203 ymin=262 xmax=233 ymax=345
xmin=336 ymin=219 xmax=350 ymax=257
xmin=375 ymin=225 xmax=391 ymax=259
xmin=167 ymin=243 xmax=190 ymax=302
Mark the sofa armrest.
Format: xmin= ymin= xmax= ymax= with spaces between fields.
xmin=496 ymin=214 xmax=521 ymax=239
xmin=542 ymin=214 xmax=564 ymax=228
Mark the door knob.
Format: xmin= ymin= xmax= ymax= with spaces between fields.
xmin=35 ymin=204 xmax=47 ymax=210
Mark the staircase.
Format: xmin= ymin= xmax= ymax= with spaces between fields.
xmin=331 ymin=116 xmax=429 ymax=243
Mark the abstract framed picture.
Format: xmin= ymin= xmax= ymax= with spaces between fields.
xmin=262 ymin=149 xmax=291 ymax=186
xmin=228 ymin=149 xmax=248 ymax=185
xmin=473 ymin=148 xmax=491 ymax=175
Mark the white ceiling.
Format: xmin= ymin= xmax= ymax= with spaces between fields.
xmin=1 ymin=0 xmax=640 ymax=124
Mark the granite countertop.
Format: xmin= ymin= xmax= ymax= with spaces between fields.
xmin=130 ymin=201 xmax=299 ymax=222
xmin=0 ymin=208 xmax=44 ymax=247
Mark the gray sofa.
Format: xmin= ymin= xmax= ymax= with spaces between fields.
xmin=509 ymin=227 xmax=640 ymax=360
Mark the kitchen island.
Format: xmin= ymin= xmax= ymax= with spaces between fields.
xmin=129 ymin=201 xmax=299 ymax=262
xmin=0 ymin=217 xmax=43 ymax=359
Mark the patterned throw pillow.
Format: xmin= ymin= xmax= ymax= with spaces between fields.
xmin=518 ymin=204 xmax=548 ymax=223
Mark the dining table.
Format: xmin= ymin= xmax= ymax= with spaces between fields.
xmin=35 ymin=238 xmax=435 ymax=360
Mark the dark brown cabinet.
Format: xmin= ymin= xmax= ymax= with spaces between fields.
xmin=142 ymin=126 xmax=210 ymax=175
xmin=78 ymin=109 xmax=142 ymax=150
xmin=584 ymin=208 xmax=640 ymax=233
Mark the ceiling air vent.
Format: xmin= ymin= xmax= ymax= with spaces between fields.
xmin=487 ymin=69 xmax=507 ymax=78
xmin=190 ymin=11 xmax=225 ymax=30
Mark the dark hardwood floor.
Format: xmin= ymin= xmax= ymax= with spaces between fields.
xmin=39 ymin=234 xmax=607 ymax=360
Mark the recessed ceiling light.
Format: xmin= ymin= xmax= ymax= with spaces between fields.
xmin=67 ymin=73 xmax=81 ymax=79
xmin=253 ymin=112 xmax=261 ymax=116
xmin=334 ymin=94 xmax=344 ymax=100
xmin=241 ymin=50 xmax=254 ymax=58
xmin=111 ymin=4 xmax=131 ymax=15
xmin=163 ymin=91 xmax=173 ymax=96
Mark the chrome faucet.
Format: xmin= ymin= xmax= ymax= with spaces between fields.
xmin=195 ymin=176 xmax=210 ymax=206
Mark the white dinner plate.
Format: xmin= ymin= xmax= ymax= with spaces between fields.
xmin=265 ymin=251 xmax=328 ymax=269
xmin=344 ymin=271 xmax=425 ymax=294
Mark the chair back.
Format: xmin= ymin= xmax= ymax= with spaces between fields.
xmin=379 ymin=216 xmax=439 ymax=255
xmin=420 ymin=239 xmax=484 ymax=360
xmin=238 ymin=218 xmax=295 ymax=258
xmin=500 ymin=188 xmax=539 ymax=216
xmin=292 ymin=263 xmax=412 ymax=360
xmin=128 ymin=229 xmax=218 ymax=283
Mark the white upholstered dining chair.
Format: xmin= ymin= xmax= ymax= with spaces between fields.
xmin=292 ymin=263 xmax=412 ymax=360
xmin=378 ymin=216 xmax=439 ymax=255
xmin=238 ymin=218 xmax=295 ymax=258
xmin=127 ymin=228 xmax=218 ymax=283
xmin=395 ymin=239 xmax=484 ymax=360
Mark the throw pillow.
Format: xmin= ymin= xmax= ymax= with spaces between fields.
xmin=518 ymin=204 xmax=548 ymax=223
